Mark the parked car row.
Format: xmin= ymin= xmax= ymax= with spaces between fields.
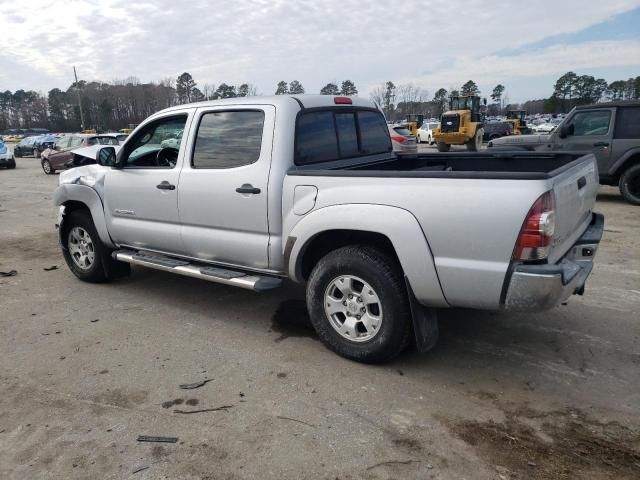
xmin=41 ymin=133 xmax=123 ymax=174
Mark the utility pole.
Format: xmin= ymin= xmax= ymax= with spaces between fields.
xmin=73 ymin=66 xmax=85 ymax=130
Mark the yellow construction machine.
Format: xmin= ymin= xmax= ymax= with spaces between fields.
xmin=432 ymin=95 xmax=484 ymax=151
xmin=505 ymin=110 xmax=532 ymax=135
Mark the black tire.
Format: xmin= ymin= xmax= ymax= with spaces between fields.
xmin=417 ymin=135 xmax=421 ymax=144
xmin=306 ymin=246 xmax=412 ymax=363
xmin=14 ymin=149 xmax=22 ymax=158
xmin=61 ymin=210 xmax=130 ymax=283
xmin=436 ymin=141 xmax=450 ymax=152
xmin=466 ymin=128 xmax=483 ymax=152
xmin=7 ymin=157 xmax=16 ymax=169
xmin=42 ymin=158 xmax=55 ymax=175
xmin=619 ymin=164 xmax=640 ymax=205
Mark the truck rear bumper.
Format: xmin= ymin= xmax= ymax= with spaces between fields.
xmin=503 ymin=212 xmax=604 ymax=311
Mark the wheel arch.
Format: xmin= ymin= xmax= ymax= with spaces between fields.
xmin=54 ymin=184 xmax=115 ymax=248
xmin=286 ymin=204 xmax=448 ymax=307
xmin=609 ymin=149 xmax=640 ymax=179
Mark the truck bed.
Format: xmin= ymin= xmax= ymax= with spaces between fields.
xmin=290 ymin=152 xmax=588 ymax=180
xmin=285 ymin=150 xmax=599 ymax=309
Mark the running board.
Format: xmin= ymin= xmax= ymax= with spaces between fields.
xmin=113 ymin=250 xmax=282 ymax=292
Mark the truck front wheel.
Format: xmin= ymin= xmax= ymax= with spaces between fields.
xmin=619 ymin=164 xmax=640 ymax=205
xmin=62 ymin=211 xmax=130 ymax=282
xmin=306 ymin=246 xmax=412 ymax=363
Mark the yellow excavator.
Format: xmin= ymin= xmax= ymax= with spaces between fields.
xmin=404 ymin=114 xmax=425 ymax=136
xmin=432 ymin=95 xmax=484 ymax=152
xmin=505 ymin=110 xmax=531 ymax=135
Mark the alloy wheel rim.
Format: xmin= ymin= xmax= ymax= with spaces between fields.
xmin=43 ymin=160 xmax=50 ymax=173
xmin=68 ymin=226 xmax=95 ymax=270
xmin=324 ymin=275 xmax=383 ymax=343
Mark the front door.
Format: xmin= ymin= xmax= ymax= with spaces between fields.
xmin=177 ymin=106 xmax=274 ymax=270
xmin=103 ymin=112 xmax=191 ymax=253
xmin=48 ymin=136 xmax=75 ymax=169
xmin=554 ymin=108 xmax=614 ymax=174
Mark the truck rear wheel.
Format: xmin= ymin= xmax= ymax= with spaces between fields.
xmin=619 ymin=164 xmax=640 ymax=205
xmin=306 ymin=246 xmax=412 ymax=363
xmin=436 ymin=142 xmax=450 ymax=152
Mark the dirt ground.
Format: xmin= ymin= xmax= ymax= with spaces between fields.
xmin=1 ymin=151 xmax=639 ymax=480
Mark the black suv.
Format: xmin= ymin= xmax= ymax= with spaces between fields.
xmin=488 ymin=101 xmax=640 ymax=205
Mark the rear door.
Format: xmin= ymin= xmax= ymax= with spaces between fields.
xmin=177 ymin=106 xmax=274 ymax=270
xmin=554 ymin=108 xmax=614 ymax=174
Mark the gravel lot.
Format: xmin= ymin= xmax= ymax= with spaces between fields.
xmin=1 ymin=149 xmax=639 ymax=480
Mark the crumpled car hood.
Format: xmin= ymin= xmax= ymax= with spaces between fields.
xmin=59 ymin=164 xmax=109 ymax=200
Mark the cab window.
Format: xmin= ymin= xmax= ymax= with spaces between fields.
xmin=122 ymin=115 xmax=187 ymax=169
xmin=571 ymin=111 xmax=611 ymax=136
xmin=192 ymin=111 xmax=264 ymax=169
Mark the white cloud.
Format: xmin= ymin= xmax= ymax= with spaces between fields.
xmin=0 ymin=0 xmax=638 ymax=99
xmin=391 ymin=40 xmax=640 ymax=101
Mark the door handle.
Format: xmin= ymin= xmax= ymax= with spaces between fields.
xmin=593 ymin=142 xmax=609 ymax=147
xmin=577 ymin=176 xmax=587 ymax=190
xmin=236 ymin=184 xmax=261 ymax=195
xmin=156 ymin=181 xmax=176 ymax=191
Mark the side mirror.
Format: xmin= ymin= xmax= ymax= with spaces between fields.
xmin=97 ymin=146 xmax=116 ymax=167
xmin=558 ymin=124 xmax=573 ymax=139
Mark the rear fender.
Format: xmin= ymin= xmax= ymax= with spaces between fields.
xmin=608 ymin=147 xmax=640 ymax=176
xmin=287 ymin=204 xmax=448 ymax=307
xmin=53 ymin=184 xmax=115 ymax=248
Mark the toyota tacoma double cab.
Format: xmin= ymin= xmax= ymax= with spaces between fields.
xmin=53 ymin=95 xmax=604 ymax=363
xmin=488 ymin=101 xmax=640 ymax=205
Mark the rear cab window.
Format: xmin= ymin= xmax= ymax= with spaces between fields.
xmin=295 ymin=108 xmax=391 ymax=165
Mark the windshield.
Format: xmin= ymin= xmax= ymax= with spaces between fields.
xmin=97 ymin=137 xmax=119 ymax=145
xmin=393 ymin=126 xmax=411 ymax=136
xmin=451 ymin=97 xmax=474 ymax=111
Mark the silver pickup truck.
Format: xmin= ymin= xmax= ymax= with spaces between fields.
xmin=54 ymin=95 xmax=604 ymax=363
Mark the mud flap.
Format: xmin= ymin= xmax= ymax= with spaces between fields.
xmin=405 ymin=277 xmax=439 ymax=352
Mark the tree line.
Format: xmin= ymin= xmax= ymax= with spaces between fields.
xmin=1 ymin=71 xmax=638 ymax=132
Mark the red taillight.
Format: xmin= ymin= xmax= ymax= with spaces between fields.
xmin=512 ymin=191 xmax=555 ymax=262
xmin=391 ymin=135 xmax=407 ymax=144
xmin=334 ymin=96 xmax=352 ymax=104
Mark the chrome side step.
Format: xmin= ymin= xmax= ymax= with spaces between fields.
xmin=113 ymin=250 xmax=282 ymax=292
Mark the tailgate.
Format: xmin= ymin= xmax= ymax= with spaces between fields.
xmin=547 ymin=153 xmax=598 ymax=264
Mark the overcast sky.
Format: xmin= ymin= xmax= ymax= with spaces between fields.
xmin=1 ymin=0 xmax=639 ymax=103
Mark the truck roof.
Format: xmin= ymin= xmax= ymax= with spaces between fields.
xmin=576 ymin=100 xmax=640 ymax=110
xmin=157 ymin=95 xmax=377 ymax=115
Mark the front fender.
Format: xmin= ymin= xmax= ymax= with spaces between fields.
xmin=287 ymin=204 xmax=448 ymax=308
xmin=53 ymin=184 xmax=115 ymax=248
